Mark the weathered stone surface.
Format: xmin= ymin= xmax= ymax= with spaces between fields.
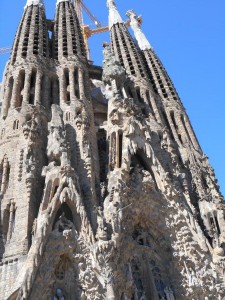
xmin=0 ymin=0 xmax=224 ymax=300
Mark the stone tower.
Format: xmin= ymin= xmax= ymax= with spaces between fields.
xmin=0 ymin=0 xmax=224 ymax=299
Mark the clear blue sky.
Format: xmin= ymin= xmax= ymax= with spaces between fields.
xmin=0 ymin=0 xmax=224 ymax=196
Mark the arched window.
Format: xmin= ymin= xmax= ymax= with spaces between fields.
xmin=13 ymin=120 xmax=19 ymax=130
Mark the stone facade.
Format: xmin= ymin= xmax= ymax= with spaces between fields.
xmin=0 ymin=0 xmax=224 ymax=299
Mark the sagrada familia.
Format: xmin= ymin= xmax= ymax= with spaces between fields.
xmin=0 ymin=0 xmax=224 ymax=299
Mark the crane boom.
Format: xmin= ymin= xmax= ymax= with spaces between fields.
xmin=81 ymin=1 xmax=101 ymax=27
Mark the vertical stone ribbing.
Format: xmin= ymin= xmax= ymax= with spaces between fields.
xmin=11 ymin=4 xmax=48 ymax=62
xmin=110 ymin=23 xmax=148 ymax=79
xmin=143 ymin=48 xmax=201 ymax=150
xmin=54 ymin=0 xmax=86 ymax=61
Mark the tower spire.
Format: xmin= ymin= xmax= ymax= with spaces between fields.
xmin=126 ymin=10 xmax=152 ymax=51
xmin=107 ymin=0 xmax=123 ymax=29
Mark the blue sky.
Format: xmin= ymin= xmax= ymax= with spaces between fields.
xmin=0 ymin=0 xmax=224 ymax=196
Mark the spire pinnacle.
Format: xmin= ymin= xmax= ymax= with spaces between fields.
xmin=107 ymin=0 xmax=123 ymax=29
xmin=25 ymin=0 xmax=44 ymax=8
xmin=126 ymin=10 xmax=152 ymax=51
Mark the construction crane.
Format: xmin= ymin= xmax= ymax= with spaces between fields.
xmin=0 ymin=1 xmax=142 ymax=60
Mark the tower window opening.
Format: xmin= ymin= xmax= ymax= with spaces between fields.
xmin=118 ymin=131 xmax=123 ymax=168
xmin=64 ymin=69 xmax=70 ymax=103
xmin=64 ymin=69 xmax=69 ymax=87
xmin=49 ymin=79 xmax=54 ymax=106
xmin=17 ymin=70 xmax=25 ymax=108
xmin=22 ymin=8 xmax=33 ymax=58
xmin=97 ymin=129 xmax=108 ymax=182
xmin=53 ymin=77 xmax=60 ymax=105
xmin=2 ymin=207 xmax=10 ymax=242
xmin=65 ymin=111 xmax=71 ymax=121
xmin=29 ymin=69 xmax=37 ymax=105
xmin=214 ymin=215 xmax=221 ymax=235
xmin=13 ymin=120 xmax=19 ymax=130
xmin=126 ymin=86 xmax=133 ymax=98
xmin=74 ymin=68 xmax=80 ymax=98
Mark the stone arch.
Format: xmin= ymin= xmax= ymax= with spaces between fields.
xmin=52 ymin=202 xmax=74 ymax=231
xmin=51 ymin=196 xmax=81 ymax=233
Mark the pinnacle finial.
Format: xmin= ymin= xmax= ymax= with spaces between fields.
xmin=25 ymin=0 xmax=44 ymax=8
xmin=126 ymin=10 xmax=152 ymax=51
xmin=107 ymin=0 xmax=123 ymax=29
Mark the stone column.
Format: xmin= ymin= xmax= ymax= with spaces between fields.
xmin=167 ymin=112 xmax=182 ymax=146
xmin=11 ymin=76 xmax=20 ymax=109
xmin=34 ymin=71 xmax=42 ymax=106
xmin=184 ymin=117 xmax=201 ymax=150
xmin=78 ymin=68 xmax=85 ymax=99
xmin=1 ymin=157 xmax=9 ymax=194
xmin=69 ymin=68 xmax=76 ymax=101
xmin=148 ymin=93 xmax=161 ymax=124
xmin=22 ymin=72 xmax=32 ymax=104
xmin=2 ymin=77 xmax=13 ymax=117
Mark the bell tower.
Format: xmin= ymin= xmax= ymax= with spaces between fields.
xmin=0 ymin=0 xmax=224 ymax=299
